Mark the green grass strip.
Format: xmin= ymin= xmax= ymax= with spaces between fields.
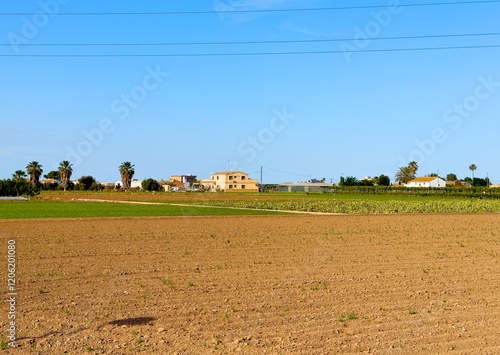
xmin=0 ymin=201 xmax=288 ymax=219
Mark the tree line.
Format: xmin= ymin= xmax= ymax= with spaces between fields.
xmin=0 ymin=161 xmax=145 ymax=196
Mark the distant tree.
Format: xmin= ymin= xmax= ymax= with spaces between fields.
xmin=339 ymin=176 xmax=345 ymax=186
xmin=378 ymin=175 xmax=391 ymax=186
xmin=343 ymin=176 xmax=358 ymax=186
xmin=463 ymin=177 xmax=472 ymax=182
xmin=12 ymin=170 xmax=27 ymax=181
xmin=78 ymin=176 xmax=96 ymax=191
xmin=43 ymin=170 xmax=60 ymax=180
xmin=26 ymin=161 xmax=43 ymax=188
xmin=119 ymin=162 xmax=135 ymax=190
xmin=358 ymin=179 xmax=374 ymax=186
xmin=90 ymin=182 xmax=104 ymax=191
xmin=142 ymin=178 xmax=161 ymax=192
xmin=409 ymin=161 xmax=419 ymax=179
xmin=472 ymin=177 xmax=487 ymax=187
xmin=11 ymin=170 xmax=29 ymax=196
xmin=469 ymin=164 xmax=477 ymax=179
xmin=58 ymin=160 xmax=73 ymax=191
xmin=395 ymin=166 xmax=413 ymax=184
xmin=446 ymin=173 xmax=457 ymax=181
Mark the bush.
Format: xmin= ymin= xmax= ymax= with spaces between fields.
xmin=90 ymin=183 xmax=104 ymax=191
xmin=40 ymin=182 xmax=60 ymax=191
xmin=142 ymin=178 xmax=161 ymax=192
xmin=0 ymin=179 xmax=37 ymax=197
xmin=78 ymin=176 xmax=96 ymax=190
xmin=378 ymin=175 xmax=391 ymax=186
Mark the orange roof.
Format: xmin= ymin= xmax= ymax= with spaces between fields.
xmin=409 ymin=177 xmax=438 ymax=183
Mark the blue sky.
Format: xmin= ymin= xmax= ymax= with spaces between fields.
xmin=1 ymin=0 xmax=499 ymax=183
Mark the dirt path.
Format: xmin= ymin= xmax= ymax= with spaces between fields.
xmin=74 ymin=198 xmax=343 ymax=215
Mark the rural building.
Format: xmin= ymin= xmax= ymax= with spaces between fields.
xmin=277 ymin=182 xmax=334 ymax=193
xmin=160 ymin=178 xmax=185 ymax=191
xmin=40 ymin=179 xmax=61 ymax=185
xmin=171 ymin=174 xmax=197 ymax=186
xmin=200 ymin=171 xmax=259 ymax=192
xmin=446 ymin=180 xmax=472 ymax=188
xmin=405 ymin=177 xmax=446 ymax=188
xmin=114 ymin=180 xmax=143 ymax=189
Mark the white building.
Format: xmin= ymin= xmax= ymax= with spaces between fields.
xmin=114 ymin=180 xmax=143 ymax=189
xmin=405 ymin=177 xmax=446 ymax=188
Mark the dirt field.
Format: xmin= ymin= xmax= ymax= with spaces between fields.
xmin=2 ymin=214 xmax=500 ymax=353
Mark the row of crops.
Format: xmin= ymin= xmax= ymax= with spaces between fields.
xmin=325 ymin=186 xmax=500 ymax=198
xmin=197 ymin=199 xmax=500 ymax=214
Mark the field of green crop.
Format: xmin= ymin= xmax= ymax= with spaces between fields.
xmin=0 ymin=201 xmax=288 ymax=219
xmin=196 ymin=198 xmax=500 ymax=214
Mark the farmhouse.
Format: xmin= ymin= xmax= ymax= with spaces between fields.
xmin=199 ymin=171 xmax=259 ymax=192
xmin=405 ymin=177 xmax=446 ymax=188
xmin=446 ymin=180 xmax=472 ymax=188
xmin=277 ymin=182 xmax=334 ymax=193
xmin=171 ymin=174 xmax=197 ymax=187
xmin=114 ymin=180 xmax=143 ymax=189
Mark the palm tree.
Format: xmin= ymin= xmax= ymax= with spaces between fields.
xmin=119 ymin=162 xmax=135 ymax=190
xmin=58 ymin=160 xmax=73 ymax=191
xmin=26 ymin=161 xmax=43 ymax=188
xmin=469 ymin=164 xmax=477 ymax=180
xmin=395 ymin=166 xmax=413 ymax=184
xmin=409 ymin=161 xmax=419 ymax=179
xmin=12 ymin=170 xmax=27 ymax=181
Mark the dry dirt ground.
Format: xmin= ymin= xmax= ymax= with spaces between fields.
xmin=1 ymin=214 xmax=500 ymax=354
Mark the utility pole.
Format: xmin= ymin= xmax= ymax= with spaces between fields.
xmin=260 ymin=166 xmax=263 ymax=185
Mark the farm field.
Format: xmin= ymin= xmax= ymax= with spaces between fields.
xmin=35 ymin=191 xmax=472 ymax=203
xmin=33 ymin=192 xmax=500 ymax=215
xmin=1 ymin=214 xmax=500 ymax=353
xmin=0 ymin=201 xmax=288 ymax=219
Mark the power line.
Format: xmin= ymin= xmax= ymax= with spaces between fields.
xmin=1 ymin=44 xmax=500 ymax=57
xmin=2 ymin=32 xmax=499 ymax=47
xmin=0 ymin=1 xmax=499 ymax=16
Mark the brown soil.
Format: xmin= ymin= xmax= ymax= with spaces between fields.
xmin=1 ymin=214 xmax=500 ymax=353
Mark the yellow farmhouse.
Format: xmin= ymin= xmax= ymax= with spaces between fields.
xmin=200 ymin=171 xmax=259 ymax=192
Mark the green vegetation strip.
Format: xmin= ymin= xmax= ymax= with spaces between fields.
xmin=0 ymin=201 xmax=288 ymax=219
xmin=195 ymin=199 xmax=500 ymax=214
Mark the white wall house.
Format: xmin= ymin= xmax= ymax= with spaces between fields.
xmin=114 ymin=180 xmax=143 ymax=189
xmin=405 ymin=177 xmax=446 ymax=188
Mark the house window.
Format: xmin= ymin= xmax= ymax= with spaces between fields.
xmin=216 ymin=176 xmax=219 ymax=180
xmin=241 ymin=176 xmax=246 ymax=180
xmin=242 ymin=185 xmax=246 ymax=189
xmin=229 ymin=185 xmax=233 ymax=189
xmin=229 ymin=176 xmax=233 ymax=180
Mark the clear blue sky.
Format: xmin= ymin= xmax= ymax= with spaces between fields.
xmin=1 ymin=0 xmax=499 ymax=184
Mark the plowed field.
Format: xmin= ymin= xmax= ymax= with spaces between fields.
xmin=1 ymin=214 xmax=500 ymax=353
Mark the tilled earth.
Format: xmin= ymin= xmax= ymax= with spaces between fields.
xmin=1 ymin=214 xmax=500 ymax=354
